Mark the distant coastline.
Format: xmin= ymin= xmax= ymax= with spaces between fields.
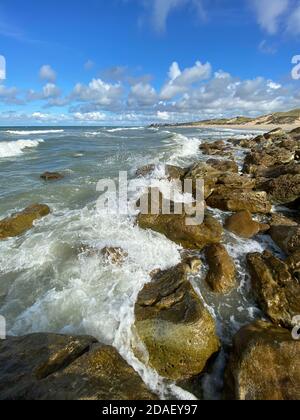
xmin=150 ymin=108 xmax=300 ymax=132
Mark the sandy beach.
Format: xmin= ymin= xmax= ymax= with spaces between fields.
xmin=167 ymin=123 xmax=300 ymax=132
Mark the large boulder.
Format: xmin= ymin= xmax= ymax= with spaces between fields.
xmin=0 ymin=334 xmax=156 ymax=400
xmin=254 ymin=162 xmax=300 ymax=180
xmin=134 ymin=263 xmax=220 ymax=380
xmin=270 ymin=224 xmax=300 ymax=255
xmin=224 ymin=321 xmax=300 ymax=400
xmin=137 ymin=189 xmax=223 ymax=249
xmin=184 ymin=162 xmax=221 ymax=199
xmin=247 ymin=251 xmax=300 ymax=328
xmin=200 ymin=140 xmax=231 ymax=157
xmin=206 ymin=187 xmax=272 ymax=214
xmin=225 ymin=210 xmax=269 ymax=239
xmin=218 ymin=173 xmax=255 ymax=189
xmin=243 ymin=148 xmax=295 ymax=174
xmin=263 ymin=174 xmax=300 ymax=205
xmin=0 ymin=204 xmax=50 ymax=240
xmin=206 ymin=159 xmax=239 ymax=174
xmin=205 ymin=244 xmax=236 ymax=293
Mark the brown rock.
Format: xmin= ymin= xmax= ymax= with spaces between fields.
xmin=205 ymin=244 xmax=236 ymax=293
xmin=247 ymin=251 xmax=300 ymax=328
xmin=101 ymin=247 xmax=128 ymax=265
xmin=263 ymin=174 xmax=300 ymax=205
xmin=0 ymin=334 xmax=156 ymax=400
xmin=224 ymin=321 xmax=300 ymax=400
xmin=135 ymin=263 xmax=220 ymax=380
xmin=0 ymin=204 xmax=51 ymax=240
xmin=184 ymin=162 xmax=221 ymax=199
xmin=225 ymin=210 xmax=269 ymax=238
xmin=270 ymin=224 xmax=300 ymax=255
xmin=206 ymin=187 xmax=272 ymax=214
xmin=136 ymin=164 xmax=155 ymax=177
xmin=218 ymin=173 xmax=255 ymax=189
xmin=40 ymin=172 xmax=64 ymax=181
xmin=206 ymin=159 xmax=239 ymax=174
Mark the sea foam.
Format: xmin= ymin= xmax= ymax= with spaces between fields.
xmin=0 ymin=139 xmax=44 ymax=158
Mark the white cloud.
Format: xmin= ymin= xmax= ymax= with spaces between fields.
xmin=160 ymin=60 xmax=211 ymax=100
xmin=39 ymin=65 xmax=57 ymax=82
xmin=72 ymin=78 xmax=122 ymax=108
xmin=128 ymin=82 xmax=158 ymax=107
xmin=151 ymin=0 xmax=205 ymax=32
xmin=157 ymin=111 xmax=171 ymax=120
xmin=252 ymin=0 xmax=290 ymax=34
xmin=73 ymin=111 xmax=107 ymax=121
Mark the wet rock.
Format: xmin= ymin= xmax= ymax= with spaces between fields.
xmin=224 ymin=321 xmax=300 ymax=400
xmin=184 ymin=162 xmax=221 ymax=199
xmin=269 ymin=213 xmax=298 ymax=227
xmin=101 ymin=247 xmax=128 ymax=265
xmin=0 ymin=204 xmax=51 ymax=240
xmin=165 ymin=165 xmax=187 ymax=180
xmin=247 ymin=251 xmax=300 ymax=328
xmin=205 ymin=244 xmax=236 ymax=293
xmin=206 ymin=159 xmax=239 ymax=174
xmin=270 ymin=224 xmax=300 ymax=255
xmin=40 ymin=172 xmax=64 ymax=181
xmin=136 ymin=164 xmax=156 ymax=177
xmin=137 ymin=208 xmax=223 ymax=250
xmin=225 ymin=210 xmax=269 ymax=239
xmin=134 ymin=263 xmax=220 ymax=380
xmin=0 ymin=333 xmax=156 ymax=400
xmin=206 ymin=187 xmax=272 ymax=214
xmin=263 ymin=174 xmax=300 ymax=205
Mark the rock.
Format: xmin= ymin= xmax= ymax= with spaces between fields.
xmin=137 ymin=209 xmax=223 ymax=250
xmin=206 ymin=159 xmax=239 ymax=174
xmin=181 ymin=255 xmax=202 ymax=274
xmin=200 ymin=140 xmax=230 ymax=156
xmin=263 ymin=174 xmax=300 ymax=205
xmin=225 ymin=210 xmax=269 ymax=239
xmin=247 ymin=251 xmax=300 ymax=328
xmin=218 ymin=173 xmax=255 ymax=189
xmin=134 ymin=263 xmax=220 ymax=380
xmin=40 ymin=172 xmax=64 ymax=181
xmin=269 ymin=213 xmax=298 ymax=227
xmin=184 ymin=162 xmax=221 ymax=199
xmin=0 ymin=204 xmax=51 ymax=240
xmin=165 ymin=165 xmax=187 ymax=180
xmin=254 ymin=162 xmax=300 ymax=179
xmin=136 ymin=164 xmax=155 ymax=177
xmin=101 ymin=247 xmax=128 ymax=265
xmin=205 ymin=244 xmax=236 ymax=293
xmin=224 ymin=321 xmax=300 ymax=400
xmin=270 ymin=224 xmax=300 ymax=255
xmin=0 ymin=333 xmax=156 ymax=400
xmin=206 ymin=187 xmax=272 ymax=214
xmin=243 ymin=148 xmax=295 ymax=174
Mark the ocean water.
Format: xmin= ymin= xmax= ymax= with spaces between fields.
xmin=0 ymin=125 xmax=280 ymax=399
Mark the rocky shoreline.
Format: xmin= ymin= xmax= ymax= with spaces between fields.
xmin=1 ymin=126 xmax=300 ymax=400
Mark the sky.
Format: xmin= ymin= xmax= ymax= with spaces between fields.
xmin=0 ymin=0 xmax=300 ymax=126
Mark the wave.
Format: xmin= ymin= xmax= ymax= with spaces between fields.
xmin=106 ymin=127 xmax=144 ymax=133
xmin=6 ymin=129 xmax=64 ymax=135
xmin=0 ymin=139 xmax=44 ymax=158
xmin=168 ymin=133 xmax=202 ymax=165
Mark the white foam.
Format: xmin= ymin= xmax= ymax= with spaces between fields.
xmin=168 ymin=133 xmax=202 ymax=165
xmin=6 ymin=129 xmax=64 ymax=135
xmin=106 ymin=127 xmax=144 ymax=133
xmin=0 ymin=139 xmax=44 ymax=158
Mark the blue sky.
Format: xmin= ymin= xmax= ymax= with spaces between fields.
xmin=0 ymin=0 xmax=300 ymax=125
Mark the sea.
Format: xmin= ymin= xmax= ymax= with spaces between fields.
xmin=0 ymin=125 xmax=284 ymax=399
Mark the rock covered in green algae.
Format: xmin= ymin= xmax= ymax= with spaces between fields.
xmin=134 ymin=262 xmax=220 ymax=381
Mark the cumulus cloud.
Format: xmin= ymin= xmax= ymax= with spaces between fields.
xmin=160 ymin=60 xmax=211 ymax=100
xmin=72 ymin=78 xmax=123 ymax=108
xmin=287 ymin=3 xmax=300 ymax=34
xmin=39 ymin=65 xmax=57 ymax=82
xmin=73 ymin=111 xmax=106 ymax=121
xmin=128 ymin=82 xmax=158 ymax=107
